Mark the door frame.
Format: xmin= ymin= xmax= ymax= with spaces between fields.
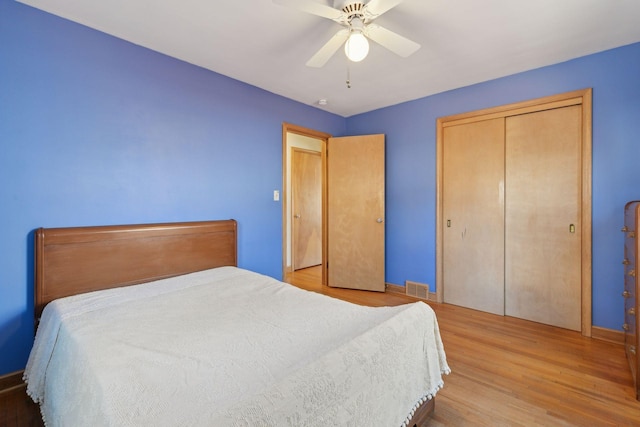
xmin=282 ymin=122 xmax=330 ymax=285
xmin=435 ymin=88 xmax=593 ymax=336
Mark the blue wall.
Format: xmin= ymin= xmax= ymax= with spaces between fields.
xmin=2 ymin=0 xmax=639 ymax=376
xmin=0 ymin=0 xmax=345 ymax=375
xmin=347 ymin=42 xmax=640 ymax=334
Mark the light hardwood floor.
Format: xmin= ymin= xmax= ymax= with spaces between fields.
xmin=285 ymin=266 xmax=640 ymax=426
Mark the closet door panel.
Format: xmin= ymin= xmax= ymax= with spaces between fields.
xmin=442 ymin=118 xmax=505 ymax=315
xmin=505 ymin=105 xmax=582 ymax=331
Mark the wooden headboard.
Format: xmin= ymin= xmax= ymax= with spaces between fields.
xmin=34 ymin=219 xmax=237 ymax=318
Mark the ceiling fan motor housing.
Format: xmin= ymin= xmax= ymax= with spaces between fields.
xmin=342 ymin=2 xmax=365 ymax=23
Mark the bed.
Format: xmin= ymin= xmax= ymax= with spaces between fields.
xmin=24 ymin=219 xmax=449 ymax=426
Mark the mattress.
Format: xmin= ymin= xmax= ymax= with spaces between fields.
xmin=24 ymin=266 xmax=449 ymax=426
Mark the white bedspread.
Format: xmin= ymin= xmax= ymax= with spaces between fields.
xmin=24 ymin=267 xmax=449 ymax=426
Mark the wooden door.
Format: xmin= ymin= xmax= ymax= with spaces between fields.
xmin=442 ymin=118 xmax=506 ymax=315
xmin=292 ymin=148 xmax=322 ymax=270
xmin=327 ymin=134 xmax=385 ymax=292
xmin=505 ymin=105 xmax=582 ymax=331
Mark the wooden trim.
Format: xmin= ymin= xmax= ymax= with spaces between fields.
xmin=281 ymin=123 xmax=330 ymax=286
xmin=282 ymin=122 xmax=331 ymax=140
xmin=580 ymin=88 xmax=593 ymax=337
xmin=435 ymin=118 xmax=444 ymax=304
xmin=321 ymin=135 xmax=328 ymax=287
xmin=441 ymin=97 xmax=583 ymax=128
xmin=281 ymin=123 xmax=289 ymax=280
xmin=385 ymin=282 xmax=405 ymax=294
xmin=0 ymin=370 xmax=24 ymax=394
xmin=591 ymin=326 xmax=624 ymax=345
xmin=436 ymin=89 xmax=593 ymax=336
xmin=438 ymin=90 xmax=589 ymax=125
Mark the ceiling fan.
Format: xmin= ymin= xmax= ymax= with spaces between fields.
xmin=274 ymin=0 xmax=421 ymax=67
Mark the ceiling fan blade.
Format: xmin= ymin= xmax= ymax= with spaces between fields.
xmin=273 ymin=0 xmax=345 ymax=22
xmin=364 ymin=0 xmax=403 ymax=19
xmin=306 ymin=28 xmax=350 ymax=67
xmin=364 ymin=24 xmax=420 ymax=57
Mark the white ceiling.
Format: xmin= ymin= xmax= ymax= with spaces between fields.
xmin=17 ymin=0 xmax=640 ymax=117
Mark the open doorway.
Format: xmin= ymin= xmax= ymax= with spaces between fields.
xmin=282 ymin=124 xmax=386 ymax=292
xmin=281 ymin=123 xmax=329 ymax=288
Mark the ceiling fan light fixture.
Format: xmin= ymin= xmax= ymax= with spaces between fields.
xmin=344 ymin=31 xmax=369 ymax=62
xmin=276 ymin=0 xmax=419 ymax=68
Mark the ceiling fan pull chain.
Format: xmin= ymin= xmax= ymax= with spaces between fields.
xmin=346 ymin=62 xmax=351 ymax=89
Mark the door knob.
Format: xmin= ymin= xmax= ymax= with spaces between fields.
xmin=376 ymin=218 xmax=383 ymax=223
xmin=294 ymin=214 xmax=301 ymax=219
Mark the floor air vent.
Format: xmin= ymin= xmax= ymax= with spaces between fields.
xmin=405 ymin=281 xmax=430 ymax=300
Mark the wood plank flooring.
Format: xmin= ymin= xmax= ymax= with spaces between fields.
xmin=286 ymin=266 xmax=640 ymax=426
xmin=4 ymin=266 xmax=638 ymax=426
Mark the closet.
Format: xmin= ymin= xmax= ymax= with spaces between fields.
xmin=436 ymin=89 xmax=592 ymax=334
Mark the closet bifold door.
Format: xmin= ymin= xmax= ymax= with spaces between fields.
xmin=442 ymin=118 xmax=505 ymax=315
xmin=504 ymin=105 xmax=583 ymax=331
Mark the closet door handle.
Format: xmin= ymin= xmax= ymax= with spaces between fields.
xmin=569 ymin=224 xmax=575 ymax=233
